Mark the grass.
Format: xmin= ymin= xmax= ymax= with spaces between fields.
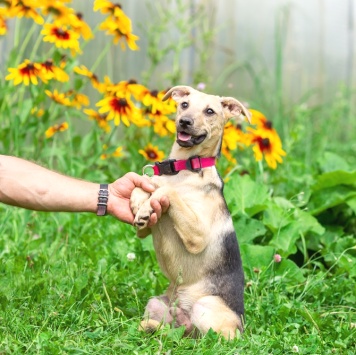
xmin=1 ymin=207 xmax=355 ymax=354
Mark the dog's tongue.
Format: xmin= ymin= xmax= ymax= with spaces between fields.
xmin=178 ymin=132 xmax=192 ymax=141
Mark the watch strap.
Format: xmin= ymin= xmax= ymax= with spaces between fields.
xmin=97 ymin=184 xmax=109 ymax=216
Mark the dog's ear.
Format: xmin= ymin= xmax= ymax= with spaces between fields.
xmin=220 ymin=97 xmax=252 ymax=123
xmin=162 ymin=86 xmax=192 ymax=102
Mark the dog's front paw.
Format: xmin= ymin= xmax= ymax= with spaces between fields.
xmin=133 ymin=200 xmax=153 ymax=229
xmin=130 ymin=187 xmax=151 ymax=215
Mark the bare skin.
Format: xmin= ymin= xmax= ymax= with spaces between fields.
xmin=0 ymin=155 xmax=169 ymax=225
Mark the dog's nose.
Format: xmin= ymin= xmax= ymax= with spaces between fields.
xmin=179 ymin=116 xmax=193 ymax=127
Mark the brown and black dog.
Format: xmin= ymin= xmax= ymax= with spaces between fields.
xmin=130 ymin=85 xmax=251 ymax=339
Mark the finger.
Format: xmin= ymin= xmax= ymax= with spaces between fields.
xmin=126 ymin=172 xmax=155 ymax=192
xmin=160 ymin=196 xmax=170 ymax=213
xmin=150 ymin=199 xmax=162 ymax=219
xmin=147 ymin=212 xmax=158 ymax=228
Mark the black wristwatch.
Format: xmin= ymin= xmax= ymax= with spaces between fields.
xmin=97 ymin=184 xmax=109 ymax=216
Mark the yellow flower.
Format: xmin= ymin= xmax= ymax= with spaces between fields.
xmin=31 ymin=107 xmax=45 ymax=118
xmin=131 ymin=115 xmax=151 ymax=128
xmin=112 ymin=146 xmax=123 ymax=157
xmin=0 ymin=14 xmax=7 ymax=35
xmin=40 ymin=59 xmax=69 ymax=82
xmin=249 ymin=109 xmax=267 ymax=127
xmin=106 ymin=79 xmax=147 ymax=98
xmin=9 ymin=0 xmax=44 ymax=25
xmin=144 ymin=108 xmax=176 ymax=137
xmin=96 ymin=94 xmax=139 ymax=126
xmin=40 ymin=0 xmax=73 ymax=22
xmin=84 ymin=109 xmax=111 ymax=132
xmin=153 ymin=116 xmax=176 ymax=136
xmin=96 ymin=3 xmax=132 ymax=35
xmin=98 ymin=12 xmax=139 ymax=50
xmin=5 ymin=59 xmax=44 ymax=85
xmin=66 ymin=90 xmax=90 ymax=109
xmin=119 ymin=31 xmax=139 ymax=51
xmin=73 ymin=65 xmax=104 ymax=91
xmin=221 ymin=145 xmax=237 ymax=165
xmin=94 ymin=0 xmax=125 ymax=15
xmin=41 ymin=23 xmax=81 ymax=54
xmin=139 ymin=89 xmax=167 ymax=114
xmin=250 ymin=110 xmax=278 ymax=135
xmin=100 ymin=145 xmax=124 ymax=159
xmin=45 ymin=122 xmax=69 ymax=138
xmin=247 ymin=129 xmax=286 ymax=169
xmin=223 ymin=122 xmax=249 ymax=151
xmin=68 ymin=12 xmax=93 ymax=40
xmin=139 ymin=143 xmax=165 ymax=162
xmin=45 ymin=89 xmax=71 ymax=106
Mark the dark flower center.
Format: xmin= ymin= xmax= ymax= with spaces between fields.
xmin=258 ymin=137 xmax=271 ymax=152
xmin=118 ymin=98 xmax=127 ymax=106
xmin=54 ymin=28 xmax=70 ymax=40
xmin=111 ymin=98 xmax=129 ymax=113
xmin=48 ymin=6 xmax=62 ymax=16
xmin=147 ymin=149 xmax=158 ymax=159
xmin=42 ymin=60 xmax=54 ymax=71
xmin=20 ymin=63 xmax=36 ymax=76
xmin=150 ymin=90 xmax=158 ymax=97
xmin=264 ymin=121 xmax=273 ymax=129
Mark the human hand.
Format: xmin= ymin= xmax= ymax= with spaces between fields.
xmin=107 ymin=172 xmax=169 ymax=225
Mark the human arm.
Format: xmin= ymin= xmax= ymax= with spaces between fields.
xmin=0 ymin=155 xmax=169 ymax=225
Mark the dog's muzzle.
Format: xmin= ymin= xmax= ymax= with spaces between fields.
xmin=176 ymin=117 xmax=207 ymax=147
xmin=176 ymin=132 xmax=207 ymax=147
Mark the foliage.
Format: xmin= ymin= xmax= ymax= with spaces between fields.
xmin=0 ymin=0 xmax=355 ymax=353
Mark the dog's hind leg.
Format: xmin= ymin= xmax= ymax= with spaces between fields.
xmin=190 ymin=296 xmax=243 ymax=340
xmin=139 ymin=296 xmax=173 ymax=333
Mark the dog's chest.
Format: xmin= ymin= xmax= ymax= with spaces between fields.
xmin=152 ymin=218 xmax=210 ymax=283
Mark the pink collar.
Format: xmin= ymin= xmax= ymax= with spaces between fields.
xmin=146 ymin=156 xmax=216 ymax=176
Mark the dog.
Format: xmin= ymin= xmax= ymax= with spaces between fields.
xmin=130 ymin=85 xmax=251 ymax=339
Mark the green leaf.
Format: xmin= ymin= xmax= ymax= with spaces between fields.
xmin=293 ymin=208 xmax=325 ymax=235
xmin=19 ymin=98 xmax=33 ymax=124
xmin=225 ymin=174 xmax=269 ymax=217
xmin=346 ymin=196 xmax=356 ymax=214
xmin=274 ymin=259 xmax=305 ymax=283
xmin=318 ymin=152 xmax=350 ymax=173
xmin=240 ymin=244 xmax=275 ymax=271
xmin=233 ymin=215 xmax=267 ymax=244
xmin=263 ymin=201 xmax=292 ymax=233
xmin=74 ymin=274 xmax=89 ymax=292
xmin=308 ymin=186 xmax=356 ymax=215
xmin=313 ymin=170 xmax=356 ymax=191
xmin=269 ymin=222 xmax=300 ymax=256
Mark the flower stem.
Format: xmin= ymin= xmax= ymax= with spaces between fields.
xmin=17 ymin=22 xmax=38 ymax=62
xmin=90 ymin=41 xmax=112 ymax=73
xmin=257 ymin=160 xmax=264 ymax=183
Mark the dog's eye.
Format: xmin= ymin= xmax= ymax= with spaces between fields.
xmin=206 ymin=108 xmax=215 ymax=115
xmin=181 ymin=102 xmax=189 ymax=109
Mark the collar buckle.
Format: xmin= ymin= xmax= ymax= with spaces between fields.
xmin=155 ymin=159 xmax=178 ymax=176
xmin=186 ymin=155 xmax=202 ymax=172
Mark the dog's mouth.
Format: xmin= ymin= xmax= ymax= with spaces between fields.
xmin=177 ymin=131 xmax=207 ymax=147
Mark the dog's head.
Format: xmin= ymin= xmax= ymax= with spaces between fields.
xmin=163 ymin=85 xmax=251 ymax=156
